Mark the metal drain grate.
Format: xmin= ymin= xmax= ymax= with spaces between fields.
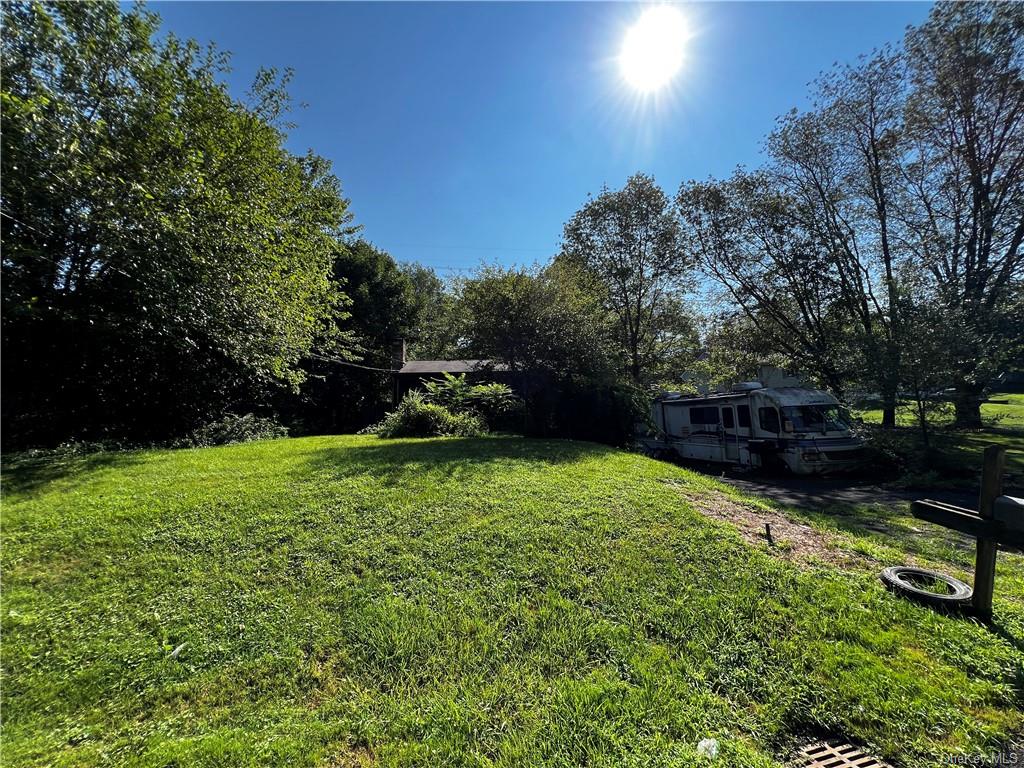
xmin=794 ymin=741 xmax=891 ymax=768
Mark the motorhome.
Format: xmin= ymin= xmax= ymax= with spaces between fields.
xmin=642 ymin=368 xmax=866 ymax=475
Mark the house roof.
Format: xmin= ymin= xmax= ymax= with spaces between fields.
xmin=399 ymin=359 xmax=509 ymax=374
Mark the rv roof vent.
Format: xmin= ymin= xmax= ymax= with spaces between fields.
xmin=732 ymin=381 xmax=762 ymax=392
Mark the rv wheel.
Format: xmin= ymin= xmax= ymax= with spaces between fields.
xmin=761 ymin=450 xmax=789 ymax=474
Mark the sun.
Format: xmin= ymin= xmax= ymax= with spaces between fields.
xmin=619 ymin=5 xmax=689 ymax=94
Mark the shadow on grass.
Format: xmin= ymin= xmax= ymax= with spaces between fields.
xmin=864 ymin=423 xmax=1024 ymax=488
xmin=300 ymin=435 xmax=616 ymax=486
xmin=788 ymin=499 xmax=983 ymax=566
xmin=1 ymin=450 xmax=144 ymax=497
xmin=990 ymin=620 xmax=1024 ymax=656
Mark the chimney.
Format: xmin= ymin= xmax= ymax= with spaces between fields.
xmin=391 ymin=338 xmax=406 ymax=370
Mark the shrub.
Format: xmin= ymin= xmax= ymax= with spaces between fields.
xmin=421 ymin=372 xmax=475 ymax=410
xmin=24 ymin=440 xmax=126 ymax=457
xmin=180 ymin=413 xmax=288 ymax=447
xmin=366 ymin=391 xmax=487 ymax=438
xmin=422 ymin=373 xmax=522 ymax=430
xmin=461 ymin=381 xmax=523 ymax=427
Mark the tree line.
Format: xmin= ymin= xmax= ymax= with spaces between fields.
xmin=2 ymin=1 xmax=1022 ymax=449
xmin=681 ymin=2 xmax=1024 ymax=429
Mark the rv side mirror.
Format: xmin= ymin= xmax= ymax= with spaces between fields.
xmin=782 ymin=419 xmax=794 ymax=433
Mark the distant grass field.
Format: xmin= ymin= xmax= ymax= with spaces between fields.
xmin=855 ymin=392 xmax=1024 ymax=431
xmin=853 ymin=393 xmax=1024 ymax=483
xmin=3 ymin=436 xmax=1022 ymax=767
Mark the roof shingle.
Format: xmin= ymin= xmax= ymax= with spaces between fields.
xmin=399 ymin=359 xmax=509 ymax=374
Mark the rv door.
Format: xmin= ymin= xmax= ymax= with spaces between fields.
xmin=720 ymin=405 xmax=739 ymax=462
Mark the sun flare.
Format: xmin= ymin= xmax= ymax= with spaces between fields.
xmin=619 ymin=5 xmax=688 ymax=94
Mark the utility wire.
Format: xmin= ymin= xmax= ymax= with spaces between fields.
xmin=0 ymin=209 xmax=52 ymax=240
xmin=0 ymin=209 xmax=137 ymax=281
xmin=306 ymin=352 xmax=402 ymax=373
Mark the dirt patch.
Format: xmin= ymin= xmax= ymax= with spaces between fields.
xmin=322 ymin=745 xmax=374 ymax=767
xmin=662 ymin=479 xmax=865 ymax=568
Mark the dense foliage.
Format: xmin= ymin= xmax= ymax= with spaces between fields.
xmin=422 ymin=373 xmax=522 ymax=430
xmin=560 ymin=173 xmax=698 ymax=383
xmin=177 ymin=413 xmax=289 ymax=448
xmin=451 ymin=264 xmax=653 ymax=442
xmin=457 ymin=264 xmax=622 ymax=381
xmin=678 ymin=2 xmax=1024 ymax=428
xmin=291 ymin=240 xmax=433 ymax=434
xmin=1 ymin=1 xmax=354 ymax=447
xmin=366 ymin=391 xmax=486 ymax=438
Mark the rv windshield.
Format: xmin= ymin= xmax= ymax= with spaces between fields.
xmin=781 ymin=405 xmax=851 ymax=433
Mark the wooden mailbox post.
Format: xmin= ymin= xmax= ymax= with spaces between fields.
xmin=910 ymin=445 xmax=1024 ymax=620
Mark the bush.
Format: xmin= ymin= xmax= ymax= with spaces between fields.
xmin=365 ymin=391 xmax=487 ymax=438
xmin=422 ymin=373 xmax=522 ymax=430
xmin=180 ymin=413 xmax=288 ymax=447
xmin=21 ymin=440 xmax=127 ymax=457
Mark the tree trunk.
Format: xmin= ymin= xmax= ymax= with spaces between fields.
xmin=881 ymin=402 xmax=897 ymax=429
xmin=952 ymin=381 xmax=984 ymax=430
xmin=629 ymin=355 xmax=642 ymax=382
xmin=953 ymin=397 xmax=983 ymax=430
xmin=880 ymin=378 xmax=899 ymax=428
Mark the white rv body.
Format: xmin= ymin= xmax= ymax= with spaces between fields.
xmin=644 ymin=377 xmax=865 ymax=475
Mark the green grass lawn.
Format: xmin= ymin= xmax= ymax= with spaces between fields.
xmin=3 ymin=436 xmax=1022 ymax=767
xmin=853 ymin=393 xmax=1024 ymax=484
xmin=855 ymin=392 xmax=1024 ymax=431
xmin=980 ymin=392 xmax=1024 ymax=430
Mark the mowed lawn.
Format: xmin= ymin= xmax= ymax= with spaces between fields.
xmin=854 ymin=393 xmax=1024 ymax=482
xmin=3 ymin=436 xmax=1022 ymax=767
xmin=856 ymin=392 xmax=1024 ymax=431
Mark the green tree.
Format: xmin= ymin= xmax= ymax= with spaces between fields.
xmin=765 ymin=50 xmax=909 ymax=426
xmin=685 ymin=313 xmax=795 ymax=394
xmin=456 ymin=263 xmax=641 ymax=442
xmin=458 ymin=263 xmax=620 ymax=380
xmin=400 ymin=263 xmax=465 ymax=360
xmin=560 ymin=173 xmax=694 ymax=383
xmin=901 ymin=2 xmax=1024 ymax=427
xmin=332 ymin=240 xmax=418 ymax=365
xmin=681 ymin=3 xmax=1024 ymax=430
xmin=1 ymin=1 xmax=354 ymax=445
xmin=678 ymin=172 xmax=857 ymax=396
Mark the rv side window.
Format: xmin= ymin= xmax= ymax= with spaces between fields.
xmin=721 ymin=408 xmax=734 ymax=428
xmin=759 ymin=407 xmax=780 ymax=433
xmin=689 ymin=406 xmax=720 ymax=425
xmin=737 ymin=405 xmax=751 ymax=428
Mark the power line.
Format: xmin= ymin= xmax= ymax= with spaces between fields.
xmin=306 ymin=352 xmax=401 ymax=373
xmin=0 ymin=209 xmax=51 ymax=240
xmin=0 ymin=209 xmax=137 ymax=281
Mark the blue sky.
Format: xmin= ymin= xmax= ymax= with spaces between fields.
xmin=151 ymin=1 xmax=932 ymax=274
